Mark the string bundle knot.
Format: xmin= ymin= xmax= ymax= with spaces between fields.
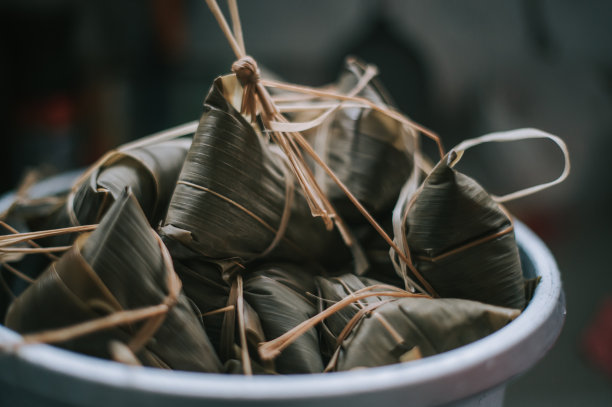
xmin=231 ymin=56 xmax=264 ymax=122
xmin=232 ymin=56 xmax=260 ymax=86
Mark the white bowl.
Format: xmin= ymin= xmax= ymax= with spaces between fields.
xmin=0 ymin=172 xmax=565 ymax=407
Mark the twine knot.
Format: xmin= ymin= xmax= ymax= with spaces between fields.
xmin=231 ymin=56 xmax=277 ymax=122
xmin=231 ymin=56 xmax=262 ymax=122
xmin=232 ymin=56 xmax=260 ymax=87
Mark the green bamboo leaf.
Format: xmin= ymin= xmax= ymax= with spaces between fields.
xmin=172 ymin=257 xmax=230 ymax=354
xmin=243 ymin=263 xmax=324 ymax=374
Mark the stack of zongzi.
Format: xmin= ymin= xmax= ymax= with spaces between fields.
xmin=0 ymin=48 xmax=567 ymax=378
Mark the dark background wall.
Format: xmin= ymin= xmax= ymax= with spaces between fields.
xmin=1 ymin=1 xmax=611 ymax=405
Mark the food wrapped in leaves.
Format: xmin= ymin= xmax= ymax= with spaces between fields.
xmin=161 ymin=75 xmax=349 ymax=267
xmin=244 ymin=263 xmax=323 ymax=373
xmin=299 ymin=58 xmax=416 ymax=221
xmin=70 ymin=138 xmax=192 ymax=227
xmin=333 ymin=296 xmax=520 ymax=371
xmin=5 ymin=190 xmax=222 ymax=373
xmin=397 ymin=152 xmax=526 ymax=309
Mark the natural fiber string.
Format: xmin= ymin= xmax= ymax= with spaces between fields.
xmin=415 ymin=223 xmax=515 ymax=263
xmin=1 ymin=262 xmax=34 ymax=284
xmin=201 ymin=305 xmax=235 ymax=318
xmin=228 ymin=0 xmax=245 ymax=55
xmin=14 ymin=305 xmax=169 ymax=348
xmin=323 ymin=281 xmax=407 ymax=372
xmin=0 ymin=225 xmax=98 ymax=272
xmin=0 ymin=221 xmax=59 ymax=262
xmin=0 ymin=225 xmax=97 ymax=248
xmin=261 ymin=79 xmax=444 ymax=159
xmin=258 ymin=286 xmax=429 ymax=361
xmin=236 ymin=274 xmax=253 ymax=375
xmin=0 ymin=246 xmax=70 ymax=254
xmin=451 ymin=128 xmax=571 ymax=202
xmin=336 ymin=301 xmax=391 ymax=347
xmin=322 ymin=293 xmax=406 ymax=372
xmin=127 ymin=231 xmax=182 ymax=353
xmin=0 ymin=246 xmax=71 ymax=257
xmin=275 ymin=142 xmax=369 ymax=273
xmin=323 ymin=300 xmax=391 ymax=373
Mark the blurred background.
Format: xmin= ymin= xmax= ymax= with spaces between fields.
xmin=0 ymin=0 xmax=611 ymax=405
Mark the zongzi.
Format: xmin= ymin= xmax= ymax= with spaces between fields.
xmin=5 ymin=189 xmax=221 ymax=372
xmin=161 ymin=75 xmax=350 ymax=268
xmin=396 ymin=151 xmax=526 ymax=309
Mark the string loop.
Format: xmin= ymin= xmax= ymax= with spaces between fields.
xmin=451 ymin=128 xmax=570 ymax=203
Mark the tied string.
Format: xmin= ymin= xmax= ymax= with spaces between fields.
xmin=323 ymin=299 xmax=392 ymax=373
xmin=232 ymin=57 xmax=259 ymax=121
xmin=205 ymin=0 xmax=442 ymax=295
xmin=317 ymin=281 xmax=406 ymax=372
xmin=0 ymin=221 xmax=60 ymax=262
xmin=232 ymin=56 xmax=276 ymax=123
xmin=0 ymin=223 xmax=98 ymax=268
xmin=258 ymin=285 xmax=429 ymax=361
xmin=219 ymin=271 xmax=253 ymax=375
